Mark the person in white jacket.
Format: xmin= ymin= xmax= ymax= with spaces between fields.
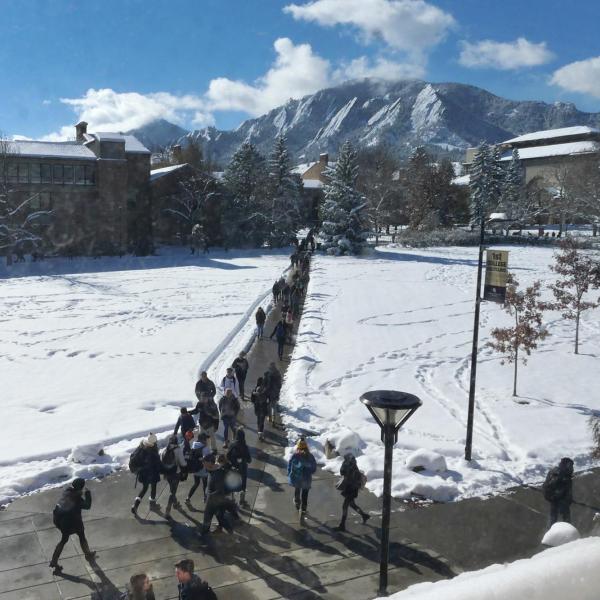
xmin=220 ymin=367 xmax=240 ymax=398
xmin=161 ymin=435 xmax=187 ymax=518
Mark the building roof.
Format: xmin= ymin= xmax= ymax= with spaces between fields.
xmin=94 ymin=133 xmax=151 ymax=154
xmin=500 ymin=140 xmax=600 ymax=161
xmin=291 ymin=162 xmax=317 ymax=176
xmin=502 ymin=126 xmax=600 ymax=145
xmin=149 ymin=163 xmax=189 ymax=182
xmin=3 ymin=140 xmax=97 ymax=160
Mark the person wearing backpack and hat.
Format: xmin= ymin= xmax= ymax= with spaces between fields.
xmin=49 ymin=477 xmax=96 ymax=574
xmin=543 ymin=457 xmax=574 ymax=525
xmin=287 ymin=438 xmax=317 ymax=519
xmin=251 ymin=376 xmax=269 ymax=441
xmin=333 ymin=453 xmax=370 ymax=532
xmin=131 ymin=433 xmax=162 ymax=515
xmin=231 ymin=351 xmax=249 ymax=401
xmin=174 ymin=407 xmax=196 ymax=439
xmin=227 ymin=427 xmax=252 ymax=507
xmin=220 ymin=367 xmax=240 ymax=399
xmin=162 ymin=434 xmax=188 ymax=518
xmin=186 ymin=432 xmax=213 ymax=506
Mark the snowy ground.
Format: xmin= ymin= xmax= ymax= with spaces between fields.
xmin=282 ymin=245 xmax=600 ymax=502
xmin=0 ymin=248 xmax=289 ymax=504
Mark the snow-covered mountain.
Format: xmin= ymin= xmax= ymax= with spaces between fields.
xmin=135 ymin=79 xmax=600 ymax=164
xmin=126 ymin=118 xmax=188 ymax=151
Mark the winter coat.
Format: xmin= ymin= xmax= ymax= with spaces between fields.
xmin=161 ymin=444 xmax=187 ymax=483
xmin=264 ymin=368 xmax=282 ymax=401
xmin=545 ymin=466 xmax=573 ymax=504
xmin=174 ymin=413 xmax=196 ymax=435
xmin=339 ymin=456 xmax=362 ymax=500
xmin=270 ymin=322 xmax=287 ymax=342
xmin=220 ymin=375 xmax=240 ymax=398
xmin=218 ymin=394 xmax=240 ymax=419
xmin=251 ymin=384 xmax=269 ymax=417
xmin=206 ymin=467 xmax=226 ymax=498
xmin=255 ymin=308 xmax=266 ymax=325
xmin=227 ymin=430 xmax=252 ymax=471
xmin=196 ymin=398 xmax=220 ymax=431
xmin=53 ymin=487 xmax=92 ymax=534
xmin=178 ymin=573 xmax=216 ymax=600
xmin=188 ymin=441 xmax=212 ymax=477
xmin=232 ymin=357 xmax=249 ymax=382
xmin=138 ymin=445 xmax=162 ymax=485
xmin=287 ymin=451 xmax=317 ymax=490
xmin=195 ymin=378 xmax=216 ymax=401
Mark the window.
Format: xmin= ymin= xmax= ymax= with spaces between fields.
xmin=63 ymin=165 xmax=73 ymax=184
xmin=84 ymin=165 xmax=95 ymax=185
xmin=53 ymin=164 xmax=63 ymax=184
xmin=41 ymin=164 xmax=52 ymax=183
xmin=29 ymin=191 xmax=52 ymax=211
xmin=7 ymin=164 xmax=18 ymax=183
xmin=30 ymin=164 xmax=41 ymax=184
xmin=18 ymin=163 xmax=29 ymax=183
xmin=74 ymin=165 xmax=85 ymax=185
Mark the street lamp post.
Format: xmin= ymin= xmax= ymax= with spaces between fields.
xmin=360 ymin=390 xmax=422 ymax=596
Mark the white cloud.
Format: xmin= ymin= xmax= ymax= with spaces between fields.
xmin=551 ymin=56 xmax=600 ymax=99
xmin=334 ymin=55 xmax=425 ymax=82
xmin=459 ymin=37 xmax=554 ymax=70
xmin=205 ymin=37 xmax=331 ymax=116
xmin=284 ymin=0 xmax=455 ymax=56
xmin=42 ymin=88 xmax=213 ymax=140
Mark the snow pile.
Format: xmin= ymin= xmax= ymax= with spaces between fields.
xmin=328 ymin=428 xmax=363 ymax=456
xmin=282 ymin=246 xmax=600 ymax=502
xmin=0 ymin=248 xmax=289 ymax=505
xmin=542 ymin=522 xmax=581 ymax=547
xmin=406 ymin=449 xmax=447 ymax=472
xmin=380 ymin=538 xmax=600 ymax=600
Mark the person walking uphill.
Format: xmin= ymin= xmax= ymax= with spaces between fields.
xmin=232 ymin=351 xmax=249 ymax=400
xmin=270 ymin=318 xmax=287 ymax=361
xmin=255 ymin=306 xmax=266 ymax=339
xmin=333 ymin=453 xmax=370 ymax=531
xmin=191 ymin=393 xmax=219 ymax=452
xmin=218 ymin=388 xmax=240 ymax=448
xmin=49 ymin=478 xmax=96 ymax=574
xmin=221 ymin=367 xmax=240 ymax=399
xmin=251 ymin=376 xmax=269 ymax=441
xmin=288 ymin=438 xmax=317 ymax=520
xmin=131 ymin=433 xmax=162 ymax=515
xmin=227 ymin=428 xmax=252 ymax=507
xmin=195 ymin=371 xmax=216 ymax=401
xmin=161 ymin=434 xmax=188 ymax=518
xmin=174 ymin=407 xmax=196 ymax=438
xmin=186 ymin=432 xmax=213 ymax=506
xmin=543 ymin=457 xmax=574 ymax=525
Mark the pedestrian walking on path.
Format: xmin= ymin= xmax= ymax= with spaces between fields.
xmin=220 ymin=367 xmax=240 ymax=399
xmin=131 ymin=433 xmax=162 ymax=514
xmin=201 ymin=455 xmax=239 ymax=535
xmin=227 ymin=428 xmax=252 ymax=507
xmin=264 ymin=362 xmax=282 ymax=426
xmin=175 ymin=559 xmax=217 ymax=599
xmin=120 ymin=573 xmax=156 ymax=600
xmin=333 ymin=454 xmax=370 ymax=531
xmin=191 ymin=394 xmax=219 ymax=451
xmin=543 ymin=457 xmax=574 ymax=525
xmin=218 ymin=388 xmax=240 ymax=448
xmin=195 ymin=371 xmax=216 ymax=401
xmin=232 ymin=351 xmax=249 ymax=400
xmin=49 ymin=478 xmax=96 ymax=574
xmin=251 ymin=376 xmax=269 ymax=441
xmin=186 ymin=433 xmax=213 ymax=506
xmin=287 ymin=438 xmax=317 ymax=521
xmin=161 ymin=434 xmax=187 ymax=518
xmin=174 ymin=407 xmax=196 ymax=438
xmin=255 ymin=306 xmax=266 ymax=339
xmin=270 ymin=318 xmax=287 ymax=361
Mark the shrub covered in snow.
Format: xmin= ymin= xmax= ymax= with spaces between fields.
xmin=395 ymin=228 xmax=480 ymax=247
xmin=541 ymin=522 xmax=580 ymax=547
xmin=405 ymin=449 xmax=447 ymax=473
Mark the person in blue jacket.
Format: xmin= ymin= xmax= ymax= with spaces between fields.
xmin=270 ymin=318 xmax=287 ymax=361
xmin=287 ymin=437 xmax=317 ymax=517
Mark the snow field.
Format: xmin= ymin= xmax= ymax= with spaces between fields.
xmin=281 ymin=246 xmax=600 ymax=502
xmin=0 ymin=249 xmax=289 ymax=504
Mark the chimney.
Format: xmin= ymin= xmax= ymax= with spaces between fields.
xmin=75 ymin=121 xmax=88 ymax=142
xmin=319 ymin=153 xmax=328 ymax=166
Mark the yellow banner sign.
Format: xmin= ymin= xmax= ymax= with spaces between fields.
xmin=484 ymin=250 xmax=509 ymax=303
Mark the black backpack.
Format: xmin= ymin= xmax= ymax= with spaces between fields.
xmin=128 ymin=445 xmax=145 ymax=475
xmin=52 ymin=491 xmax=76 ymax=529
xmin=188 ymin=446 xmax=204 ymax=472
xmin=161 ymin=446 xmax=177 ymax=471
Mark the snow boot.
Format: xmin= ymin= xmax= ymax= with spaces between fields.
xmin=333 ymin=522 xmax=346 ymax=532
xmin=131 ymin=497 xmax=141 ymax=515
xmin=49 ymin=561 xmax=63 ymax=574
xmin=149 ymin=498 xmax=160 ymax=511
xmin=84 ymin=551 xmax=97 ymax=562
xmin=258 ymin=432 xmax=264 ymax=442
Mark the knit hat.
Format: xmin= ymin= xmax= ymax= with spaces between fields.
xmin=144 ymin=433 xmax=158 ymax=447
xmin=296 ymin=439 xmax=308 ymax=452
xmin=72 ymin=478 xmax=85 ymax=490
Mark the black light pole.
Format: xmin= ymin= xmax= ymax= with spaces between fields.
xmin=464 ymin=216 xmax=486 ymax=461
xmin=361 ymin=390 xmax=422 ymax=596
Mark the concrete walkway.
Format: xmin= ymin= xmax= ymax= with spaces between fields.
xmin=2 ymin=264 xmax=600 ymax=599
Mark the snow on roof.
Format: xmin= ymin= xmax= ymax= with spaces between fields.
xmin=149 ymin=163 xmax=189 ymax=182
xmin=500 ymin=140 xmax=600 ymax=161
xmin=452 ymin=174 xmax=470 ymax=186
xmin=4 ymin=139 xmax=97 ymax=160
xmin=302 ymin=179 xmax=323 ymax=189
xmin=94 ymin=132 xmax=151 ymax=154
xmin=502 ymin=126 xmax=600 ymax=145
xmin=292 ymin=162 xmax=317 ymax=176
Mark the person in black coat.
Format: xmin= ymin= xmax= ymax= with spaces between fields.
xmin=264 ymin=363 xmax=282 ymax=424
xmin=227 ymin=428 xmax=252 ymax=506
xmin=255 ymin=307 xmax=266 ymax=339
xmin=174 ymin=407 xmax=196 ymax=437
xmin=132 ymin=434 xmax=162 ymax=514
xmin=270 ymin=319 xmax=287 ymax=361
xmin=175 ymin=559 xmax=217 ymax=600
xmin=544 ymin=457 xmax=574 ymax=525
xmin=50 ymin=478 xmax=95 ymax=573
xmin=231 ymin=351 xmax=249 ymax=400
xmin=251 ymin=377 xmax=269 ymax=441
xmin=333 ymin=454 xmax=370 ymax=531
xmin=200 ymin=455 xmax=239 ymax=534
xmin=195 ymin=371 xmax=216 ymax=401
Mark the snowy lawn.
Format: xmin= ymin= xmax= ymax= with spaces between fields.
xmin=282 ymin=245 xmax=600 ymax=501
xmin=0 ymin=248 xmax=289 ymax=504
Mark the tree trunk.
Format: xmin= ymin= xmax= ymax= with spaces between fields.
xmin=513 ymin=351 xmax=518 ymax=397
xmin=575 ymin=311 xmax=580 ymax=354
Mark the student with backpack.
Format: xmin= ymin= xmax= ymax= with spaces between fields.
xmin=195 ymin=371 xmax=217 ymax=401
xmin=264 ymin=363 xmax=282 ymax=425
xmin=175 ymin=559 xmax=218 ymax=600
xmin=227 ymin=428 xmax=252 ymax=507
xmin=186 ymin=433 xmax=213 ymax=506
xmin=218 ymin=388 xmax=240 ymax=448
xmin=201 ymin=454 xmax=239 ymax=535
xmin=333 ymin=453 xmax=370 ymax=531
xmin=131 ymin=433 xmax=162 ymax=515
xmin=191 ymin=393 xmax=219 ymax=452
xmin=287 ymin=438 xmax=317 ymax=520
xmin=231 ymin=351 xmax=249 ymax=400
xmin=174 ymin=407 xmax=196 ymax=438
xmin=255 ymin=306 xmax=266 ymax=339
xmin=543 ymin=457 xmax=574 ymax=525
xmin=49 ymin=478 xmax=95 ymax=574
xmin=251 ymin=377 xmax=269 ymax=441
xmin=270 ymin=318 xmax=287 ymax=361
xmin=161 ymin=434 xmax=188 ymax=518
xmin=220 ymin=367 xmax=240 ymax=399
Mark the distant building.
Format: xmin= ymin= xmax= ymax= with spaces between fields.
xmin=292 ymin=153 xmax=333 ymax=223
xmin=2 ymin=121 xmax=151 ymax=254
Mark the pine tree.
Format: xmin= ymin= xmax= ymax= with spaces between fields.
xmin=267 ymin=135 xmax=303 ymax=247
xmin=320 ymin=140 xmax=367 ymax=255
xmin=488 ymin=275 xmax=549 ymax=397
xmin=469 ymin=142 xmax=502 ymax=227
xmin=222 ymin=142 xmax=268 ymax=247
xmin=502 ymin=149 xmax=524 ymax=229
xmin=405 ymin=146 xmax=436 ymax=230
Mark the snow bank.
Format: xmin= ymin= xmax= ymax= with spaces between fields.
xmin=380 ymin=538 xmax=600 ymax=600
xmin=406 ymin=449 xmax=447 ymax=472
xmin=542 ymin=522 xmax=580 ymax=547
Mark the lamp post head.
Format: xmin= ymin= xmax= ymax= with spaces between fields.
xmin=361 ymin=390 xmax=422 ymax=443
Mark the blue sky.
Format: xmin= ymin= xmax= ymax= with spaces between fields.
xmin=2 ymin=0 xmax=600 ymax=140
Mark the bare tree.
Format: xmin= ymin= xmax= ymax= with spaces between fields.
xmin=488 ymin=275 xmax=549 ymax=397
xmin=549 ymin=238 xmax=600 ymax=354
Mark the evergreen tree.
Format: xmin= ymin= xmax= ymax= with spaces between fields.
xmin=320 ymin=140 xmax=367 ymax=255
xmin=502 ymin=149 xmax=527 ymax=231
xmin=405 ymin=146 xmax=436 ymax=230
xmin=222 ymin=142 xmax=268 ymax=247
xmin=267 ymin=135 xmax=303 ymax=247
xmin=469 ymin=142 xmax=503 ymax=227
